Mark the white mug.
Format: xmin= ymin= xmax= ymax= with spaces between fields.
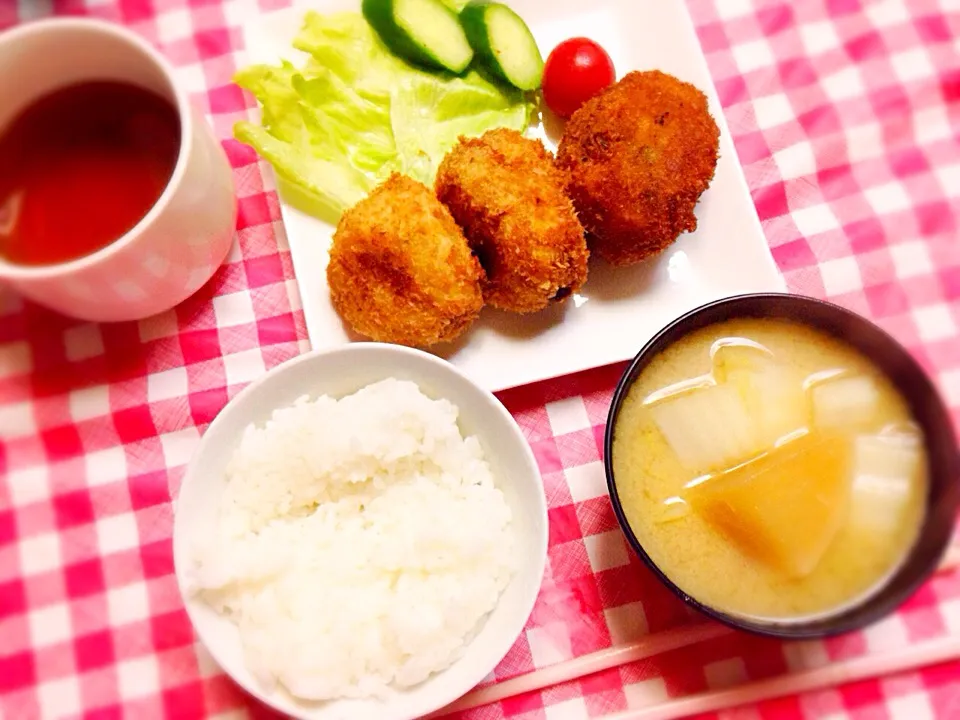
xmin=0 ymin=18 xmax=237 ymax=323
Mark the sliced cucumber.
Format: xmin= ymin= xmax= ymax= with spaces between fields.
xmin=460 ymin=1 xmax=543 ymax=91
xmin=362 ymin=0 xmax=474 ymax=74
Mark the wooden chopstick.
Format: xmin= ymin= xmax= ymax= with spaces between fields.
xmin=432 ymin=544 xmax=960 ymax=717
xmin=602 ymin=633 xmax=960 ymax=720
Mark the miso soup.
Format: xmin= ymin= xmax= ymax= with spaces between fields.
xmin=611 ymin=317 xmax=927 ymax=620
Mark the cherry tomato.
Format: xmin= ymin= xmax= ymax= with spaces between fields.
xmin=542 ymin=38 xmax=616 ymax=119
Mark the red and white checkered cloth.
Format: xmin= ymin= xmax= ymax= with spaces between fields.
xmin=2 ymin=0 xmax=959 ymax=718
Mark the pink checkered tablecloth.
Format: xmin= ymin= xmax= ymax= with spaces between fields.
xmin=2 ymin=0 xmax=960 ymax=718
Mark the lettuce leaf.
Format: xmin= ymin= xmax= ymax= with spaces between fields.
xmin=390 ymin=72 xmax=530 ymax=183
xmin=234 ymin=11 xmax=533 ymax=218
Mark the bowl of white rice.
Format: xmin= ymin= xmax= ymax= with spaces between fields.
xmin=172 ymin=343 xmax=548 ymax=720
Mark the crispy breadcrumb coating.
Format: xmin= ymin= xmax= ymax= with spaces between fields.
xmin=327 ymin=173 xmax=484 ymax=347
xmin=436 ymin=128 xmax=588 ymax=313
xmin=556 ymin=70 xmax=720 ymax=266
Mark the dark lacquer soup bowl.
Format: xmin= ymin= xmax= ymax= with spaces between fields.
xmin=604 ymin=293 xmax=959 ymax=638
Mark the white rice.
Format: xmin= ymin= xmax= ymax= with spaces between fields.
xmin=191 ymin=378 xmax=516 ymax=701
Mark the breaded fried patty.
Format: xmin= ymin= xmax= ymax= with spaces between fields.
xmin=435 ymin=128 xmax=588 ymax=313
xmin=327 ymin=173 xmax=484 ymax=347
xmin=556 ymin=70 xmax=720 ymax=267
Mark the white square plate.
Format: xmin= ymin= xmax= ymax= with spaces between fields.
xmin=241 ymin=0 xmax=785 ymax=392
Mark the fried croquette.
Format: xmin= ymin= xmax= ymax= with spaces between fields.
xmin=327 ymin=173 xmax=484 ymax=347
xmin=556 ymin=70 xmax=720 ymax=267
xmin=435 ymin=128 xmax=588 ymax=314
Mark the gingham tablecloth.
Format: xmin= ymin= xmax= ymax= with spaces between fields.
xmin=2 ymin=0 xmax=959 ymax=718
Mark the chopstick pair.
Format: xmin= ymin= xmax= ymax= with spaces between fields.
xmin=434 ymin=544 xmax=960 ymax=718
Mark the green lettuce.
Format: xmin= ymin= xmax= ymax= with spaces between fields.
xmin=234 ymin=11 xmax=533 ymax=218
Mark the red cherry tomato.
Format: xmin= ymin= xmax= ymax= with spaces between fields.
xmin=542 ymin=38 xmax=616 ymax=119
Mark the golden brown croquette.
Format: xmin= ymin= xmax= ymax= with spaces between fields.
xmin=435 ymin=128 xmax=589 ymax=313
xmin=556 ymin=70 xmax=720 ymax=267
xmin=327 ymin=173 xmax=484 ymax=347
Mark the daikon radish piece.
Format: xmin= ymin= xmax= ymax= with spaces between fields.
xmin=848 ymin=432 xmax=923 ymax=535
xmin=685 ymin=431 xmax=853 ymax=578
xmin=711 ymin=339 xmax=775 ymax=383
xmin=742 ymin=366 xmax=809 ymax=448
xmin=811 ymin=374 xmax=880 ymax=430
xmin=849 ymin=475 xmax=912 ymax=536
xmin=713 ymin=342 xmax=808 ymax=447
xmin=857 ymin=431 xmax=923 ymax=480
xmin=648 ymin=383 xmax=759 ymax=474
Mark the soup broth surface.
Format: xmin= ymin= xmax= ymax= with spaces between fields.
xmin=612 ymin=317 xmax=926 ymax=620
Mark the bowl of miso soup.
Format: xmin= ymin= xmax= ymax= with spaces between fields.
xmin=605 ymin=293 xmax=959 ymax=637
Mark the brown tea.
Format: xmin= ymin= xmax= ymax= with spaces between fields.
xmin=0 ymin=81 xmax=180 ymax=266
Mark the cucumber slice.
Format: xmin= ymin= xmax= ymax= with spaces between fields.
xmin=461 ymin=1 xmax=543 ymax=91
xmin=362 ymin=0 xmax=474 ymax=74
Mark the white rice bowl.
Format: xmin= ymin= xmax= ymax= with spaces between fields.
xmin=173 ymin=344 xmax=548 ymax=720
xmin=190 ymin=379 xmax=516 ymax=701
